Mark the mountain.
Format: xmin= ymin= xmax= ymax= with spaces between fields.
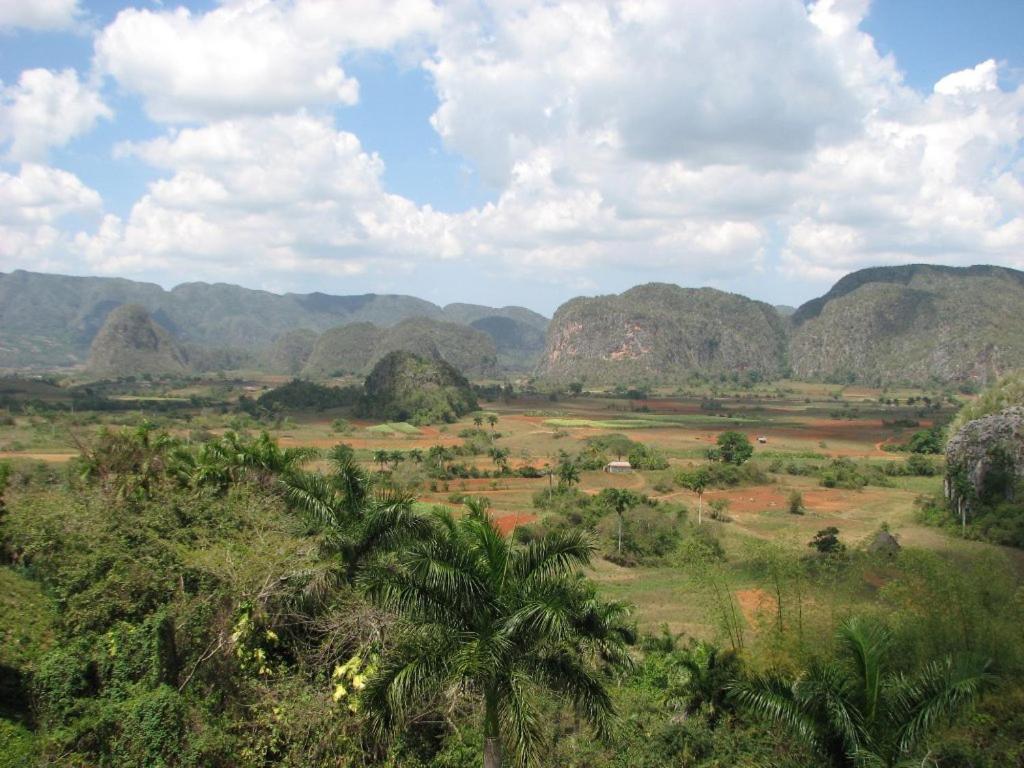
xmin=469 ymin=316 xmax=547 ymax=370
xmin=87 ymin=304 xmax=188 ymax=378
xmin=360 ymin=350 xmax=478 ymax=424
xmin=788 ymin=265 xmax=1024 ymax=385
xmin=302 ymin=323 xmax=385 ymax=378
xmin=0 ymin=270 xmax=545 ymax=370
xmin=538 ymin=283 xmax=789 ymax=383
xmin=303 ymin=318 xmax=499 ymax=378
xmin=441 ymin=303 xmax=549 ymax=331
xmin=266 ymin=329 xmax=319 ymax=375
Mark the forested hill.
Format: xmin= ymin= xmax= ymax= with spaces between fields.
xmin=539 ymin=265 xmax=1024 ymax=387
xmin=0 ymin=270 xmax=547 ymax=369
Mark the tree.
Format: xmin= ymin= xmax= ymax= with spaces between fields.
xmin=361 ymin=503 xmax=633 ymax=768
xmin=281 ymin=452 xmax=430 ymax=580
xmin=730 ymin=617 xmax=994 ymax=768
xmin=663 ymin=640 xmax=742 ymax=728
xmin=809 ymin=527 xmax=844 ymax=555
xmin=489 ymin=446 xmax=511 ymax=473
xmin=474 ymin=415 xmax=484 ymax=429
xmin=487 ymin=414 xmax=499 ymax=432
xmin=557 ymin=459 xmax=580 ymax=489
xmin=715 ymin=431 xmax=753 ymax=465
xmin=599 ymin=487 xmax=641 ymax=556
xmin=677 ymin=467 xmax=711 ymax=525
xmin=372 ymin=449 xmax=390 ymax=472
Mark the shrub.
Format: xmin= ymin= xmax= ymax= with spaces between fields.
xmin=713 ymin=431 xmax=753 ymax=465
xmin=787 ymin=490 xmax=805 ymax=515
xmin=808 ymin=527 xmax=844 ymax=555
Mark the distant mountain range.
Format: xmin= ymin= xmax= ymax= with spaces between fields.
xmin=4 ymin=264 xmax=1024 ymax=386
xmin=0 ymin=270 xmax=547 ymax=371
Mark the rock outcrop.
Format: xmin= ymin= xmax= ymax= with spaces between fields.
xmin=945 ymin=406 xmax=1024 ymax=514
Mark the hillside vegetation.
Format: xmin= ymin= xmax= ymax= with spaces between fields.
xmin=789 ymin=265 xmax=1024 ymax=385
xmin=303 ymin=318 xmax=498 ymax=378
xmin=87 ymin=305 xmax=188 ymax=379
xmin=360 ymin=350 xmax=479 ymax=423
xmin=0 ymin=270 xmax=540 ymax=369
xmin=539 ymin=283 xmax=789 ymax=383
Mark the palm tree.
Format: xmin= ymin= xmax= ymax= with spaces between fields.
xmin=489 ymin=446 xmax=511 ymax=473
xmin=557 ymin=460 xmax=580 ymax=489
xmin=474 ymin=415 xmax=485 ymax=429
xmin=407 ymin=448 xmax=424 ymax=464
xmin=372 ymin=449 xmax=390 ymax=472
xmin=281 ymin=452 xmax=430 ymax=580
xmin=487 ymin=414 xmax=499 ymax=432
xmin=678 ymin=467 xmax=711 ymax=525
xmin=361 ymin=502 xmax=633 ymax=768
xmin=729 ymin=617 xmax=994 ymax=768
xmin=599 ymin=488 xmax=639 ymax=556
xmin=663 ymin=640 xmax=741 ymax=727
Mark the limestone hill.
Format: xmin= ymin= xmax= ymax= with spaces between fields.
xmin=789 ymin=265 xmax=1024 ymax=385
xmin=87 ymin=304 xmax=188 ymax=379
xmin=302 ymin=318 xmax=498 ymax=379
xmin=538 ymin=283 xmax=789 ymax=383
xmin=360 ymin=350 xmax=478 ymax=424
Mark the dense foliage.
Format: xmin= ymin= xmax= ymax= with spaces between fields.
xmin=2 ymin=425 xmax=1023 ymax=767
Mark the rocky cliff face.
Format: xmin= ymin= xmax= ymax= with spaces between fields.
xmin=87 ymin=304 xmax=188 ymax=378
xmin=538 ymin=283 xmax=788 ymax=382
xmin=789 ymin=265 xmax=1024 ymax=385
xmin=945 ymin=406 xmax=1024 ymax=514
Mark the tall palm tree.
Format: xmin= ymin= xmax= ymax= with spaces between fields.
xmin=729 ymin=617 xmax=994 ymax=768
xmin=487 ymin=414 xmax=499 ymax=432
xmin=599 ymin=488 xmax=640 ymax=556
xmin=677 ymin=467 xmax=711 ymax=525
xmin=361 ymin=502 xmax=633 ymax=768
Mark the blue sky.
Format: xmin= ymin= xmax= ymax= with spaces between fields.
xmin=1 ymin=0 xmax=1022 ymax=315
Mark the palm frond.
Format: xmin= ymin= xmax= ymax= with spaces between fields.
xmin=892 ymin=655 xmax=994 ymax=757
xmin=512 ymin=529 xmax=595 ymax=583
xmin=729 ymin=673 xmax=821 ymax=750
xmin=528 ymin=649 xmax=615 ymax=739
xmin=837 ymin=617 xmax=890 ymax=724
xmin=500 ymin=670 xmax=544 ymax=768
xmin=280 ymin=471 xmax=343 ymax=529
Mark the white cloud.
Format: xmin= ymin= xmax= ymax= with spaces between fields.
xmin=0 ymin=68 xmax=110 ymax=161
xmin=934 ymin=59 xmax=999 ymax=96
xmin=7 ymin=0 xmax=1019 ymax=302
xmin=94 ymin=0 xmax=440 ymax=123
xmin=0 ymin=0 xmax=80 ymax=31
xmin=0 ymin=163 xmax=102 ymax=271
xmin=80 ymin=113 xmax=457 ymax=279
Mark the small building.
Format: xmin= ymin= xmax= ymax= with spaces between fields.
xmin=757 ymin=436 xmax=768 ymax=444
xmin=867 ymin=529 xmax=901 ymax=558
xmin=604 ymin=460 xmax=633 ymax=474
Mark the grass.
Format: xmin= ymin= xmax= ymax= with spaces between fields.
xmin=544 ymin=414 xmax=757 ymax=430
xmin=3 ymin=377 xmax=1010 ymax=639
xmin=365 ymin=422 xmax=422 ymax=435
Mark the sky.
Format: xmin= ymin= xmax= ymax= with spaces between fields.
xmin=0 ymin=0 xmax=1022 ymax=316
